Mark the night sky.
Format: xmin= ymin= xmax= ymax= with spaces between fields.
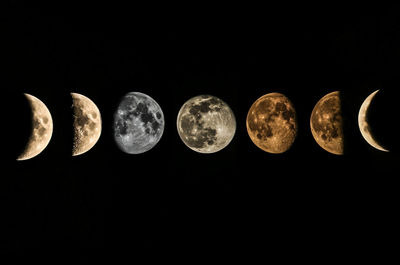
xmin=2 ymin=3 xmax=399 ymax=261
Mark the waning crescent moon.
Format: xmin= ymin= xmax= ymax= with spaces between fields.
xmin=17 ymin=93 xmax=53 ymax=160
xmin=71 ymin=93 xmax=102 ymax=156
xmin=358 ymin=90 xmax=389 ymax=152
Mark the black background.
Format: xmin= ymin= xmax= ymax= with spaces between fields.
xmin=2 ymin=2 xmax=400 ymax=262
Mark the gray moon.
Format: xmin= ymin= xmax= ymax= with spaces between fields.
xmin=176 ymin=95 xmax=236 ymax=153
xmin=17 ymin=93 xmax=53 ymax=160
xmin=246 ymin=92 xmax=298 ymax=153
xmin=310 ymin=91 xmax=344 ymax=155
xmin=113 ymin=92 xmax=164 ymax=154
xmin=72 ymin=93 xmax=102 ymax=156
xmin=358 ymin=90 xmax=389 ymax=152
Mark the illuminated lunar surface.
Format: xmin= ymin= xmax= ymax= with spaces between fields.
xmin=358 ymin=90 xmax=389 ymax=152
xmin=246 ymin=93 xmax=297 ymax=153
xmin=17 ymin=94 xmax=53 ymax=160
xmin=310 ymin=91 xmax=344 ymax=155
xmin=176 ymin=95 xmax=236 ymax=153
xmin=72 ymin=93 xmax=102 ymax=156
xmin=114 ymin=92 xmax=164 ymax=154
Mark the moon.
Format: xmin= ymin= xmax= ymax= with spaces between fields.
xmin=246 ymin=93 xmax=297 ymax=153
xmin=310 ymin=91 xmax=344 ymax=155
xmin=71 ymin=93 xmax=102 ymax=156
xmin=176 ymin=95 xmax=236 ymax=153
xmin=358 ymin=90 xmax=389 ymax=152
xmin=113 ymin=92 xmax=164 ymax=154
xmin=17 ymin=93 xmax=53 ymax=161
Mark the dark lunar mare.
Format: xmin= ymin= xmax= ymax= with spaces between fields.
xmin=179 ymin=96 xmax=225 ymax=149
xmin=247 ymin=97 xmax=296 ymax=142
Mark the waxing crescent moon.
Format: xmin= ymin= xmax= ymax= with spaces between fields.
xmin=358 ymin=90 xmax=389 ymax=152
xmin=17 ymin=93 xmax=53 ymax=160
xmin=72 ymin=93 xmax=102 ymax=156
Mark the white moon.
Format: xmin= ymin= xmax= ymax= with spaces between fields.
xmin=176 ymin=95 xmax=236 ymax=153
xmin=358 ymin=90 xmax=389 ymax=152
xmin=72 ymin=93 xmax=102 ymax=156
xmin=17 ymin=93 xmax=53 ymax=160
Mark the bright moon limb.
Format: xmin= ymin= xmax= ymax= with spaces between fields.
xmin=17 ymin=93 xmax=53 ymax=161
xmin=358 ymin=90 xmax=389 ymax=152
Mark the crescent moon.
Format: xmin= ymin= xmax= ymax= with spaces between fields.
xmin=358 ymin=90 xmax=389 ymax=152
xmin=17 ymin=93 xmax=53 ymax=160
xmin=71 ymin=93 xmax=102 ymax=156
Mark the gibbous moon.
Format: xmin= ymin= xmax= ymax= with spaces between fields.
xmin=72 ymin=93 xmax=102 ymax=156
xmin=358 ymin=90 xmax=389 ymax=152
xmin=246 ymin=93 xmax=298 ymax=154
xmin=176 ymin=95 xmax=236 ymax=153
xmin=310 ymin=91 xmax=344 ymax=155
xmin=17 ymin=94 xmax=53 ymax=161
xmin=113 ymin=92 xmax=165 ymax=154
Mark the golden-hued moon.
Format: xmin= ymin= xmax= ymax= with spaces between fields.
xmin=72 ymin=93 xmax=102 ymax=156
xmin=177 ymin=95 xmax=236 ymax=153
xmin=17 ymin=94 xmax=53 ymax=161
xmin=246 ymin=93 xmax=297 ymax=153
xmin=358 ymin=90 xmax=389 ymax=152
xmin=310 ymin=91 xmax=344 ymax=155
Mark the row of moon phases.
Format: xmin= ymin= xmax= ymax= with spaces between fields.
xmin=17 ymin=90 xmax=387 ymax=160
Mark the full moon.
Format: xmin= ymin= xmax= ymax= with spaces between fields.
xmin=176 ymin=95 xmax=236 ymax=153
xmin=72 ymin=93 xmax=102 ymax=156
xmin=113 ymin=92 xmax=164 ymax=154
xmin=310 ymin=91 xmax=344 ymax=155
xmin=358 ymin=90 xmax=389 ymax=152
xmin=246 ymin=93 xmax=297 ymax=153
xmin=17 ymin=93 xmax=53 ymax=161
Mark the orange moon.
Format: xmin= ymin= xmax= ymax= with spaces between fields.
xmin=310 ymin=91 xmax=344 ymax=155
xmin=246 ymin=92 xmax=298 ymax=153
